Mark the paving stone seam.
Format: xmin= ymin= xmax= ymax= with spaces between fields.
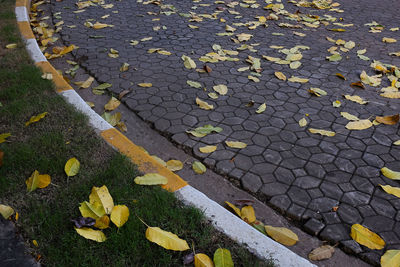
xmin=13 ymin=1 xmax=316 ymax=266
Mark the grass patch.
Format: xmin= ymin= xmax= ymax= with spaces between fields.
xmin=0 ymin=0 xmax=274 ymax=266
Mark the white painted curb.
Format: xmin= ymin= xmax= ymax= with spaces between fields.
xmin=16 ymin=4 xmax=316 ymax=266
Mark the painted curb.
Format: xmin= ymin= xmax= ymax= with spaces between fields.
xmin=14 ymin=2 xmax=316 ymax=266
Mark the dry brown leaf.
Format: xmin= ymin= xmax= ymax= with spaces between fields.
xmin=375 ymin=114 xmax=399 ymax=125
xmin=308 ymin=245 xmax=335 ymax=261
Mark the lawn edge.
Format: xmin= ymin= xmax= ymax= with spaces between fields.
xmin=14 ymin=1 xmax=315 ymax=266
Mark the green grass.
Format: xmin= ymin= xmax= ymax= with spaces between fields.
xmin=0 ymin=0 xmax=275 ymax=266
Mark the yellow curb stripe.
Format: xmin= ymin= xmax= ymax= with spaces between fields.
xmin=17 ymin=21 xmax=35 ymax=39
xmin=15 ymin=0 xmax=28 ymax=7
xmin=35 ymin=61 xmax=73 ymax=92
xmin=101 ymin=128 xmax=188 ymax=192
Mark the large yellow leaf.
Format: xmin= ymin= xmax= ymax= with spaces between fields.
xmin=37 ymin=174 xmax=51 ymax=188
xmin=213 ymin=85 xmax=228 ymax=95
xmin=65 ymin=157 xmax=80 ymax=177
xmin=225 ymin=141 xmax=247 ymax=148
xmin=79 ymin=201 xmax=105 ymax=219
xmin=381 ymin=250 xmax=400 ymax=267
xmin=110 ymin=205 xmax=129 ymax=228
xmin=350 ymin=224 xmax=385 ymax=250
xmin=236 ymin=33 xmax=253 ymax=42
xmin=166 ymin=160 xmax=183 ymax=172
xmin=380 ymin=91 xmax=400 ymax=99
xmin=195 ymin=253 xmax=214 ymax=267
xmin=274 ymin=71 xmax=287 ymax=81
xmin=264 ymin=225 xmax=299 ymax=246
xmin=308 ymin=128 xmax=335 ymax=137
xmin=241 ymin=206 xmax=256 ymax=223
xmin=25 ymin=112 xmax=48 ymax=126
xmin=213 ymin=248 xmax=234 ymax=267
xmin=182 ymin=55 xmax=196 ymax=69
xmin=89 ymin=185 xmax=114 ymax=215
xmin=75 ymin=227 xmax=106 ymax=242
xmin=75 ymin=76 xmax=94 ymax=89
xmin=94 ymin=215 xmax=110 ymax=229
xmin=92 ymin=22 xmax=114 ymax=29
xmin=192 ymin=161 xmax=206 ymax=174
xmin=0 ymin=204 xmax=14 ymax=219
xmin=134 ymin=173 xmax=168 ymax=185
xmin=340 ymin=112 xmax=359 ymax=121
xmin=25 ymin=170 xmax=39 ymax=192
xmin=104 ymin=97 xmax=121 ymax=111
xmin=383 ymin=37 xmax=397 ymax=43
xmin=225 ymin=201 xmax=241 ymax=217
xmin=380 ymin=185 xmax=400 ymax=198
xmin=196 ymin=97 xmax=214 ymax=110
xmin=308 ymin=245 xmax=335 ymax=261
xmin=344 ymin=94 xmax=368 ymax=104
xmin=0 ymin=133 xmax=11 ymax=143
xmin=345 ymin=119 xmax=373 ymax=130
xmin=381 ymin=167 xmax=400 ymax=180
xmin=199 ymin=145 xmax=217 ymax=153
xmin=145 ymin=227 xmax=189 ymax=251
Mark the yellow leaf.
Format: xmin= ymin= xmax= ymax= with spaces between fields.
xmin=65 ymin=157 xmax=80 ymax=176
xmin=194 ymin=253 xmax=214 ymax=267
xmin=380 ymin=184 xmax=400 ymax=198
xmin=350 ymin=224 xmax=385 ymax=250
xmin=37 ymin=174 xmax=51 ymax=188
xmin=288 ymin=76 xmax=309 ymax=83
xmin=192 ymin=161 xmax=206 ymax=174
xmin=0 ymin=133 xmax=11 ymax=143
xmin=182 ymin=55 xmax=196 ymax=69
xmin=381 ymin=250 xmax=400 ymax=267
xmin=256 ymin=103 xmax=266 ymax=114
xmin=75 ymin=227 xmax=106 ymax=242
xmin=381 ymin=91 xmax=400 ymax=99
xmin=104 ymin=97 xmax=121 ymax=111
xmin=344 ymin=94 xmax=368 ymax=104
xmin=241 ymin=206 xmax=256 ymax=223
xmin=225 ymin=141 xmax=247 ymax=148
xmin=383 ymin=37 xmax=397 ymax=43
xmin=308 ymin=128 xmax=335 ymax=137
xmin=134 ymin=173 xmax=168 ymax=185
xmin=213 ymin=248 xmax=234 ymax=267
xmin=225 ymin=201 xmax=241 ymax=217
xmin=6 ymin=43 xmax=17 ymax=49
xmin=145 ymin=227 xmax=189 ymax=251
xmin=264 ymin=225 xmax=299 ymax=246
xmin=0 ymin=204 xmax=14 ymax=219
xmin=196 ymin=97 xmax=214 ymax=110
xmin=75 ymin=76 xmax=94 ymax=89
xmin=25 ymin=112 xmax=48 ymax=126
xmin=199 ymin=145 xmax=217 ymax=153
xmin=92 ymin=22 xmax=114 ymax=29
xmin=340 ymin=112 xmax=359 ymax=121
xmin=248 ymin=75 xmax=260 ymax=82
xmin=298 ymin=118 xmax=307 ymax=127
xmin=110 ymin=205 xmax=129 ymax=228
xmin=151 ymin=156 xmax=166 ymax=167
xmin=25 ymin=170 xmax=40 ymax=192
xmin=94 ymin=215 xmax=110 ymax=229
xmin=120 ymin=62 xmax=129 ymax=72
xmin=225 ymin=25 xmax=236 ymax=32
xmin=344 ymin=41 xmax=355 ymax=49
xmin=308 ymin=88 xmax=327 ymax=97
xmin=32 ymin=240 xmax=38 ymax=247
xmin=345 ymin=119 xmax=373 ymax=130
xmin=360 ymin=71 xmax=381 ymax=87
xmin=166 ymin=160 xmax=183 ymax=172
xmin=141 ymin=37 xmax=153 ymax=42
xmin=138 ymin=83 xmax=152 ymax=87
xmin=213 ymin=84 xmax=228 ymax=95
xmin=79 ymin=201 xmax=105 ymax=219
xmin=394 ymin=140 xmax=400 ymax=146
xmin=308 ymin=245 xmax=335 ymax=261
xmin=158 ymin=50 xmax=171 ymax=56
xmin=274 ymin=71 xmax=286 ymax=81
xmin=236 ymin=33 xmax=253 ymax=42
xmin=289 ymin=61 xmax=301 ymax=69
xmin=89 ymin=185 xmax=114 ymax=215
xmin=381 ymin=167 xmax=400 ymax=180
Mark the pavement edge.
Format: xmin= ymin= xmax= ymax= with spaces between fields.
xmin=13 ymin=1 xmax=316 ymax=266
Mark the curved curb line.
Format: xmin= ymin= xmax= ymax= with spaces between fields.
xmin=14 ymin=2 xmax=316 ymax=266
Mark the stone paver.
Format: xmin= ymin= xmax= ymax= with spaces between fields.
xmin=50 ymin=0 xmax=400 ymax=264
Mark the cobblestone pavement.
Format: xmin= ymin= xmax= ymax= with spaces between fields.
xmin=50 ymin=0 xmax=400 ymax=264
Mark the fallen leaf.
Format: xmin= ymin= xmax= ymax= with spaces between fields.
xmin=350 ymin=81 xmax=365 ymax=89
xmin=381 ymin=167 xmax=400 ymax=180
xmin=344 ymin=41 xmax=355 ymax=49
xmin=89 ymin=185 xmax=114 ymax=215
xmin=383 ymin=37 xmax=397 ymax=43
xmin=344 ymin=95 xmax=368 ymax=104
xmin=102 ymin=112 xmax=121 ymax=126
xmin=336 ymin=73 xmax=346 ymax=80
xmin=360 ymin=71 xmax=381 ymax=86
xmin=187 ymin=80 xmax=202 ymax=88
xmin=288 ymin=76 xmax=309 ymax=83
xmin=166 ymin=160 xmax=183 ymax=172
xmin=241 ymin=206 xmax=256 ymax=223
xmin=299 ymin=118 xmax=308 ymax=127
xmin=0 ymin=204 xmax=14 ymax=219
xmin=110 ymin=205 xmax=129 ymax=228
xmin=186 ymin=125 xmax=222 ymax=137
xmin=290 ymin=61 xmax=302 ymax=69
xmin=182 ymin=55 xmax=196 ymax=69
xmin=381 ymin=250 xmax=400 ymax=267
xmin=194 ymin=253 xmax=214 ymax=267
xmin=332 ymin=100 xmax=341 ymax=107
xmin=65 ymin=157 xmax=80 ymax=176
xmin=134 ymin=173 xmax=168 ymax=185
xmin=225 ymin=201 xmax=241 ymax=217
xmin=394 ymin=140 xmax=400 ymax=146
xmin=264 ymin=225 xmax=299 ymax=246
xmin=236 ymin=33 xmax=253 ymax=42
xmin=0 ymin=133 xmax=11 ymax=143
xmin=350 ymin=224 xmax=385 ymax=250
xmin=75 ymin=76 xmax=94 ymax=89
xmin=345 ymin=119 xmax=373 ymax=130
xmin=308 ymin=128 xmax=336 ymax=137
xmin=326 ymin=54 xmax=342 ymax=62
xmin=146 ymin=227 xmax=189 ymax=251
xmin=199 ymin=145 xmax=217 ymax=153
xmin=274 ymin=72 xmax=286 ymax=81
xmin=138 ymin=83 xmax=152 ymax=87
xmin=256 ymin=103 xmax=266 ymax=114
xmin=104 ymin=97 xmax=121 ymax=111
xmin=196 ymin=97 xmax=214 ymax=110
xmin=25 ymin=112 xmax=48 ymax=126
xmin=225 ymin=25 xmax=236 ymax=32
xmin=213 ymin=248 xmax=234 ymax=267
xmin=381 ymin=91 xmax=400 ymax=99
xmin=225 ymin=141 xmax=247 ymax=149
xmin=308 ymin=88 xmax=327 ymax=97
xmin=6 ymin=43 xmax=17 ymax=49
xmin=75 ymin=227 xmax=106 ymax=242
xmin=213 ymin=84 xmax=228 ymax=95
xmin=192 ymin=161 xmax=206 ymax=174
xmin=375 ymin=114 xmax=399 ymax=125
xmin=380 ymin=184 xmax=400 ymax=198
xmin=248 ymin=75 xmax=260 ymax=82
xmin=79 ymin=201 xmax=105 ymax=219
xmin=94 ymin=215 xmax=110 ymax=229
xmin=308 ymin=245 xmax=335 ymax=261
xmin=120 ymin=63 xmax=129 ymax=72
xmin=341 ymin=112 xmax=359 ymax=121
